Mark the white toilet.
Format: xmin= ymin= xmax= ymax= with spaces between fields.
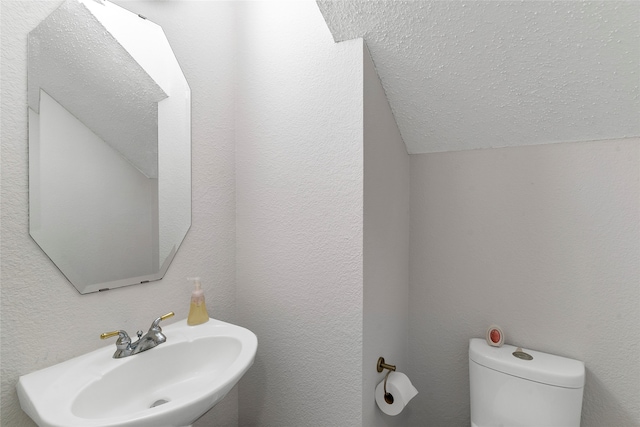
xmin=469 ymin=338 xmax=585 ymax=427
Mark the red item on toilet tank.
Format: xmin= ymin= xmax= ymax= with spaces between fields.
xmin=486 ymin=325 xmax=504 ymax=347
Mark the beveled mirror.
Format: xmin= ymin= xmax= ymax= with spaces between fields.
xmin=28 ymin=0 xmax=191 ymax=294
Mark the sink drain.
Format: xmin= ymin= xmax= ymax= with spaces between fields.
xmin=150 ymin=399 xmax=170 ymax=408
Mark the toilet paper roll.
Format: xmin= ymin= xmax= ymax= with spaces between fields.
xmin=375 ymin=371 xmax=418 ymax=416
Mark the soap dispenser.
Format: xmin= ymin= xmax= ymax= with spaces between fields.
xmin=187 ymin=277 xmax=209 ymax=325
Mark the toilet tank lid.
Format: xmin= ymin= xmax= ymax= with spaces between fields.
xmin=469 ymin=338 xmax=585 ymax=389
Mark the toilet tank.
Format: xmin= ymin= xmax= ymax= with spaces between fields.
xmin=469 ymin=338 xmax=585 ymax=427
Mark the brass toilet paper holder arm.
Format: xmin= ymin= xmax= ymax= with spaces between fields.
xmin=377 ymin=357 xmax=396 ymax=404
xmin=377 ymin=357 xmax=396 ymax=373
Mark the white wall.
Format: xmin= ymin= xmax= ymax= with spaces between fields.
xmin=408 ymin=138 xmax=640 ymax=426
xmin=235 ymin=1 xmax=364 ymax=425
xmin=1 ymin=1 xmax=237 ymax=425
xmin=363 ymin=45 xmax=411 ymax=426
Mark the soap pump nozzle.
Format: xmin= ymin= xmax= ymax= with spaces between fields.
xmin=189 ymin=277 xmax=203 ymax=294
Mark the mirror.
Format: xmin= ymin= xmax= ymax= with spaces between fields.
xmin=28 ymin=0 xmax=191 ymax=294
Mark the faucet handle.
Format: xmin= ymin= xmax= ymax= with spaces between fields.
xmin=100 ymin=330 xmax=132 ymax=349
xmin=100 ymin=330 xmax=121 ymax=340
xmin=150 ymin=311 xmax=175 ymax=329
xmin=100 ymin=330 xmax=128 ymax=340
xmin=160 ymin=311 xmax=175 ymax=321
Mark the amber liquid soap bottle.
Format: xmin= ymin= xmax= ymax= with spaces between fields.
xmin=187 ymin=277 xmax=209 ymax=325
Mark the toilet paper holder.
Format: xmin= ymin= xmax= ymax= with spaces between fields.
xmin=377 ymin=357 xmax=397 ymax=404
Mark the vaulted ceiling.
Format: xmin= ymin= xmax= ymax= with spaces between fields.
xmin=317 ymin=1 xmax=640 ymax=154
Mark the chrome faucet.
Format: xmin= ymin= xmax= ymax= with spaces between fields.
xmin=100 ymin=312 xmax=174 ymax=359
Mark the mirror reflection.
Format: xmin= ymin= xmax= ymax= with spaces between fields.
xmin=28 ymin=0 xmax=191 ymax=294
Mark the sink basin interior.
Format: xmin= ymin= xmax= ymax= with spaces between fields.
xmin=72 ymin=336 xmax=241 ymax=419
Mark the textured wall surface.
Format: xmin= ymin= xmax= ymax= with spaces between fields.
xmin=363 ymin=44 xmax=411 ymax=426
xmin=235 ymin=1 xmax=364 ymax=425
xmin=317 ymin=1 xmax=640 ymax=154
xmin=1 ymin=1 xmax=238 ymax=425
xmin=408 ymin=138 xmax=640 ymax=426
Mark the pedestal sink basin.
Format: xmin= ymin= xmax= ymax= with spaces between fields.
xmin=17 ymin=318 xmax=257 ymax=427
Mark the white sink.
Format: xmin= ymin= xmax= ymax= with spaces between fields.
xmin=17 ymin=318 xmax=257 ymax=427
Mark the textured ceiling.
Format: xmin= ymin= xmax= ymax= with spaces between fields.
xmin=317 ymin=1 xmax=640 ymax=154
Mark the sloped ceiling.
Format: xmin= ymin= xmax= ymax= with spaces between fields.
xmin=317 ymin=1 xmax=640 ymax=154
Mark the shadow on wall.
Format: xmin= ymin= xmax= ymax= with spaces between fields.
xmin=581 ymin=369 xmax=637 ymax=427
xmin=238 ymin=354 xmax=266 ymax=425
xmin=385 ymin=405 xmax=417 ymax=427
